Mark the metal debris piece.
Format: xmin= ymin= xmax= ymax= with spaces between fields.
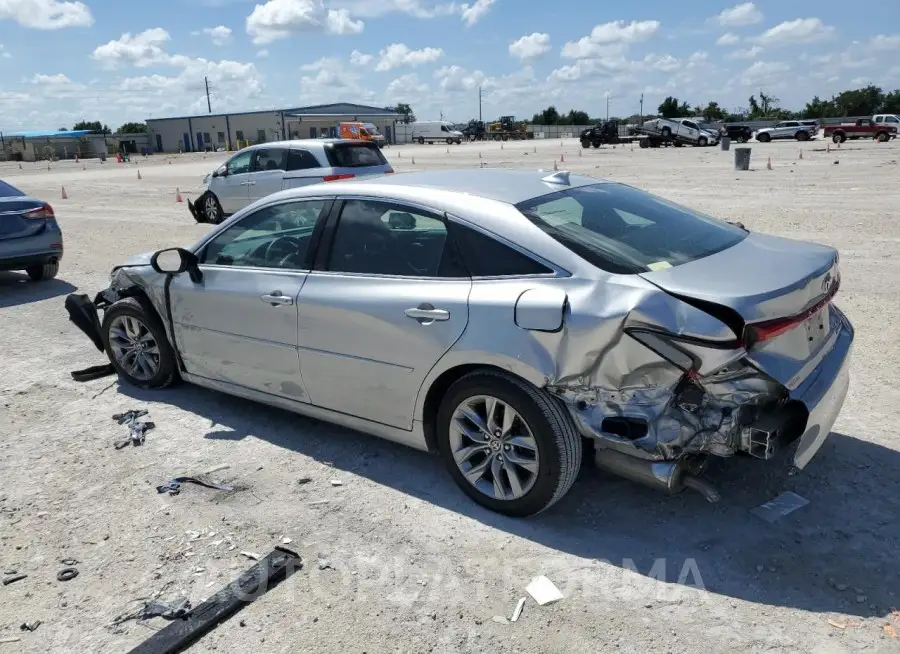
xmin=511 ymin=597 xmax=526 ymax=622
xmin=751 ymin=491 xmax=810 ymax=523
xmin=491 ymin=616 xmax=509 ymax=624
xmin=125 ymin=547 xmax=301 ymax=654
xmin=113 ymin=410 xmax=155 ymax=449
xmin=0 ymin=637 xmax=21 ymax=644
xmin=297 ymin=477 xmax=312 ymax=485
xmin=525 ymin=576 xmax=564 ymax=606
xmin=2 ymin=574 xmax=27 ymax=586
xmin=240 ymin=551 xmax=260 ymax=561
xmin=19 ymin=621 xmax=42 ymax=632
xmin=57 ymin=568 xmax=79 ymax=582
xmin=156 ymin=477 xmax=234 ymax=496
xmin=330 ymin=480 xmax=343 ymax=487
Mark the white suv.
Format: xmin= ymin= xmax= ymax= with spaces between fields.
xmin=189 ymin=139 xmax=394 ymax=224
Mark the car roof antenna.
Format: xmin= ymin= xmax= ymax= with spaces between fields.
xmin=541 ymin=170 xmax=571 ymax=185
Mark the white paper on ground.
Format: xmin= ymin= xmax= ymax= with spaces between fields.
xmin=526 ymin=576 xmax=564 ymax=606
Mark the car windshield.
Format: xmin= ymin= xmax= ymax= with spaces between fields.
xmin=363 ymin=123 xmax=381 ymax=135
xmin=325 ymin=143 xmax=388 ymax=168
xmin=0 ymin=180 xmax=25 ymax=197
xmin=516 ymin=183 xmax=747 ymax=274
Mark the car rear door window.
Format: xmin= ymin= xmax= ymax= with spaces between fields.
xmin=201 ymin=199 xmax=327 ymax=270
xmin=448 ymin=222 xmax=553 ymax=276
xmin=325 ymin=143 xmax=387 ymax=168
xmin=287 ymin=149 xmax=321 ymax=170
xmin=516 ymin=183 xmax=747 ymax=274
xmin=326 ymin=200 xmax=453 ymax=277
xmin=251 ymin=148 xmax=286 ymax=172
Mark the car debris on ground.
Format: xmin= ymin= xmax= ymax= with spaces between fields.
xmin=112 ymin=597 xmax=192 ymax=627
xmin=2 ymin=574 xmax=27 ymax=586
xmin=525 ymin=576 xmax=564 ymax=606
xmin=112 ymin=409 xmax=155 ymax=449
xmin=124 ymin=546 xmax=301 ymax=654
xmin=750 ymin=491 xmax=810 ymax=523
xmin=155 ymin=476 xmax=234 ymax=496
xmin=19 ymin=621 xmax=41 ymax=632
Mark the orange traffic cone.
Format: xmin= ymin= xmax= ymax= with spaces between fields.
xmin=798 ymin=149 xmax=803 ymax=160
xmin=61 ymin=186 xmax=68 ymax=200
xmin=175 ymin=188 xmax=183 ymax=203
xmin=137 ymin=169 xmax=142 ymax=180
xmin=553 ymin=160 xmax=559 ymax=171
xmin=766 ymin=157 xmax=772 ymax=170
xmin=560 ymin=153 xmax=565 ymax=163
xmin=826 ymin=142 xmax=831 ymax=153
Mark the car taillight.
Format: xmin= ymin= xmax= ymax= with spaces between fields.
xmin=23 ymin=204 xmax=55 ymax=220
xmin=323 ymin=173 xmax=355 ymax=182
xmin=385 ymin=168 xmax=394 ymax=174
xmin=744 ymin=273 xmax=840 ymax=346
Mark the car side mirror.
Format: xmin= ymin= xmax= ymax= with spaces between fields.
xmin=214 ymin=165 xmax=227 ymax=178
xmin=151 ymin=247 xmax=203 ymax=283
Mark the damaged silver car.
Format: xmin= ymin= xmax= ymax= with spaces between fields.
xmin=65 ymin=169 xmax=853 ymax=516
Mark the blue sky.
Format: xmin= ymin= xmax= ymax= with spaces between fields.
xmin=0 ymin=0 xmax=898 ymax=130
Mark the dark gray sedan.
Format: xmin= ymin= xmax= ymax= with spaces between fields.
xmin=0 ymin=179 xmax=63 ymax=280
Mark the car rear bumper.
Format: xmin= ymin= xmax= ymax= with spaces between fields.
xmin=0 ymin=249 xmax=63 ymax=271
xmin=790 ymin=305 xmax=854 ymax=469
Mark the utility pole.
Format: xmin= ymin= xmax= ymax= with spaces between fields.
xmin=639 ymin=93 xmax=643 ymax=121
xmin=478 ymin=86 xmax=483 ymax=123
xmin=606 ymin=93 xmax=611 ymax=121
xmin=204 ymin=76 xmax=212 ymax=114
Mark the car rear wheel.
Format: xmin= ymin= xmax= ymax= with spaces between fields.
xmin=203 ymin=193 xmax=223 ymax=224
xmin=757 ymin=133 xmax=771 ymax=142
xmin=877 ymin=131 xmax=890 ymax=143
xmin=832 ymin=133 xmax=846 ymax=143
xmin=796 ymin=131 xmax=809 ymax=141
xmin=417 ymin=137 xmax=425 ymax=145
xmin=102 ymin=297 xmax=178 ymax=389
xmin=25 ymin=261 xmax=59 ymax=281
xmin=697 ymin=136 xmax=708 ymax=147
xmin=436 ymin=370 xmax=582 ymax=517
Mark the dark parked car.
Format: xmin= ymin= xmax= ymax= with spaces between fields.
xmin=0 ymin=179 xmax=63 ymax=280
xmin=723 ymin=125 xmax=753 ymax=143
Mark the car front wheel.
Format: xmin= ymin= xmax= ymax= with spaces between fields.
xmin=203 ymin=193 xmax=223 ymax=224
xmin=102 ymin=297 xmax=178 ymax=389
xmin=25 ymin=261 xmax=59 ymax=281
xmin=436 ymin=370 xmax=582 ymax=517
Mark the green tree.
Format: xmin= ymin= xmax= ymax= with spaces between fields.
xmin=699 ymin=101 xmax=725 ymax=121
xmin=832 ymin=85 xmax=884 ymax=116
xmin=657 ymin=97 xmax=691 ymax=118
xmin=531 ymin=106 xmax=561 ymax=124
xmin=883 ymin=90 xmax=900 ymax=114
xmin=58 ymin=126 xmax=68 ymax=131
xmin=116 ymin=122 xmax=147 ymax=134
xmin=72 ymin=120 xmax=111 ymax=135
xmin=566 ymin=109 xmax=591 ymax=125
xmin=385 ymin=103 xmax=415 ymax=123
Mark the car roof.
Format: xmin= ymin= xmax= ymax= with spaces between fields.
xmin=237 ymin=138 xmax=363 ymax=152
xmin=332 ymin=169 xmax=608 ymax=205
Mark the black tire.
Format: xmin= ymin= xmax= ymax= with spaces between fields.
xmin=417 ymin=137 xmax=425 ymax=145
xmin=436 ymin=370 xmax=582 ymax=517
xmin=697 ymin=136 xmax=708 ymax=147
xmin=101 ymin=297 xmax=178 ymax=389
xmin=796 ymin=131 xmax=809 ymax=141
xmin=877 ymin=131 xmax=890 ymax=143
xmin=737 ymin=136 xmax=747 ymax=143
xmin=639 ymin=138 xmax=650 ymax=149
xmin=832 ymin=133 xmax=845 ymax=144
xmin=203 ymin=193 xmax=224 ymax=224
xmin=661 ymin=127 xmax=672 ymax=138
xmin=25 ymin=261 xmax=59 ymax=281
xmin=581 ymin=140 xmax=590 ymax=149
xmin=757 ymin=132 xmax=771 ymax=143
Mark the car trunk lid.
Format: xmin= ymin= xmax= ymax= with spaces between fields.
xmin=0 ymin=197 xmax=48 ymax=240
xmin=638 ymin=231 xmax=840 ymax=387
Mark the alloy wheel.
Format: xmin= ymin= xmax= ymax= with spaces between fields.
xmin=205 ymin=196 xmax=219 ymax=222
xmin=449 ymin=395 xmax=539 ymax=501
xmin=108 ymin=315 xmax=161 ymax=381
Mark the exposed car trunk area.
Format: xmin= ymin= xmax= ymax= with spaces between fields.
xmin=637 ymin=231 xmax=840 ymax=389
xmin=0 ymin=198 xmax=47 ymax=240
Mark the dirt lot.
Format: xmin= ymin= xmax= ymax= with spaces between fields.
xmin=2 ymin=138 xmax=899 ymax=653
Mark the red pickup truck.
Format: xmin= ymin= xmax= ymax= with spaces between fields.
xmin=823 ymin=118 xmax=897 ymax=143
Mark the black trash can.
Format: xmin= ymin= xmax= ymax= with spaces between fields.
xmin=734 ymin=147 xmax=751 ymax=171
xmin=720 ymin=136 xmax=731 ymax=151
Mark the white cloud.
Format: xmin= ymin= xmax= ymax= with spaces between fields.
xmin=339 ymin=0 xmax=459 ymax=19
xmin=716 ymin=32 xmax=740 ymax=46
xmin=561 ymin=20 xmax=660 ymax=59
xmin=548 ymin=57 xmax=633 ymax=82
xmin=256 ymin=49 xmax=269 ymax=57
xmin=643 ymin=54 xmax=680 ymax=73
xmin=200 ymin=25 xmax=233 ymax=46
xmin=434 ymin=64 xmax=486 ymax=92
xmin=0 ymin=43 xmax=10 ymax=59
xmin=866 ymin=34 xmax=900 ymax=52
xmin=350 ymin=49 xmax=374 ymax=66
xmin=245 ymin=0 xmax=364 ymax=45
xmin=386 ymin=73 xmax=429 ymax=100
xmin=741 ymin=60 xmax=790 ymax=84
xmin=729 ymin=45 xmax=763 ymax=59
xmin=687 ymin=51 xmax=709 ymax=66
xmin=509 ymin=32 xmax=551 ymax=61
xmin=0 ymin=0 xmax=93 ymax=29
xmin=460 ymin=0 xmax=494 ymax=26
xmin=298 ymin=56 xmax=375 ymax=104
xmin=31 ymin=72 xmax=73 ymax=85
xmin=715 ymin=3 xmax=763 ymax=27
xmin=92 ymin=29 xmax=181 ymax=69
xmin=756 ymin=18 xmax=835 ymax=46
xmin=375 ymin=43 xmax=443 ymax=71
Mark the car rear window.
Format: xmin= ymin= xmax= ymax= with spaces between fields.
xmin=325 ymin=143 xmax=387 ymax=168
xmin=0 ymin=180 xmax=25 ymax=197
xmin=515 ymin=183 xmax=747 ymax=275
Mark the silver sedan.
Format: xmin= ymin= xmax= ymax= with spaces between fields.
xmin=66 ymin=169 xmax=854 ymax=516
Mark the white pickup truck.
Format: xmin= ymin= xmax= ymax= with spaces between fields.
xmin=639 ymin=118 xmax=718 ymax=146
xmin=873 ymin=114 xmax=900 ymax=137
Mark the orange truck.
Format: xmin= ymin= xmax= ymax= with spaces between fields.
xmin=338 ymin=121 xmax=386 ymax=147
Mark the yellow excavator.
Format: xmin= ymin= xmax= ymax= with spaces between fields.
xmin=486 ymin=116 xmax=532 ymax=140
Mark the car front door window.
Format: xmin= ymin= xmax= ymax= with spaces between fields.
xmin=202 ymin=200 xmax=327 ymax=270
xmin=251 ymin=148 xmax=286 ymax=172
xmin=227 ymin=151 xmax=252 ymax=175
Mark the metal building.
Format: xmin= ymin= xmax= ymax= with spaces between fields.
xmin=145 ymin=103 xmax=402 ymax=153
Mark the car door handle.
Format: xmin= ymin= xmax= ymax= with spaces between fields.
xmin=405 ymin=304 xmax=449 ymax=323
xmin=261 ymin=292 xmax=294 ymax=306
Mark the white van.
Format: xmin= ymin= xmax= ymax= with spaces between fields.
xmin=411 ymin=121 xmax=464 ymax=145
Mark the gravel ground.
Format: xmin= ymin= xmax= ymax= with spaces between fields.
xmin=1 ymin=138 xmax=899 ymax=653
